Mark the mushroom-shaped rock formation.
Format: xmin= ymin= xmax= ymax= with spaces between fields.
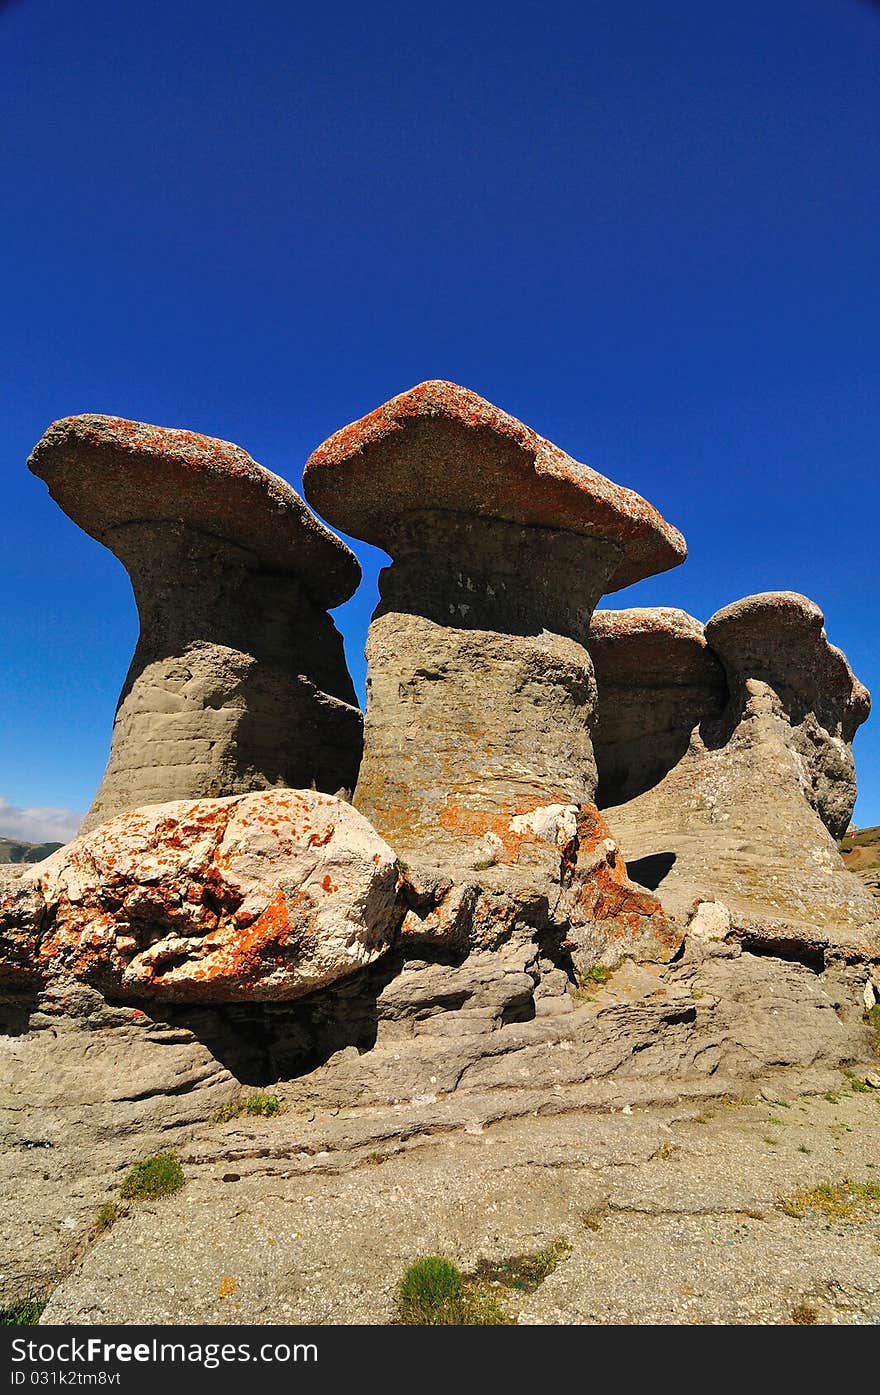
xmin=595 ymin=597 xmax=878 ymax=961
xmin=0 ymin=790 xmax=401 ymax=1001
xmin=29 ymin=416 xmax=364 ymax=832
xmin=590 ymin=608 xmax=727 ymax=806
xmin=704 ymin=592 xmax=870 ymax=839
xmin=303 ymin=381 xmax=686 ymax=875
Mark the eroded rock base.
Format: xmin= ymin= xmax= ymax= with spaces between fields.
xmin=2 ymin=938 xmax=876 ymax=1318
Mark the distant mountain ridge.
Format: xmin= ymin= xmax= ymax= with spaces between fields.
xmin=0 ymin=836 xmax=63 ymax=864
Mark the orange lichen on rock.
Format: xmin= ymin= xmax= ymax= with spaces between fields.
xmin=304 ymin=381 xmax=686 ymax=592
xmin=1 ymin=790 xmax=401 ymax=1003
xmin=28 ymin=413 xmax=360 ymax=606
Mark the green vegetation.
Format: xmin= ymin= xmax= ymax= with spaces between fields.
xmin=94 ymin=1201 xmax=122 ymax=1233
xmin=397 ymin=1256 xmax=488 ymax=1325
xmin=397 ymin=1242 xmax=570 ymax=1325
xmin=867 ymin=1004 xmax=880 ymax=1055
xmin=213 ymin=1092 xmax=283 ymax=1123
xmin=119 ymin=1151 xmax=185 ymax=1201
xmin=779 ymin=1178 xmax=880 ymax=1222
xmin=839 ymin=824 xmax=880 ymax=853
xmin=0 ymin=1298 xmax=46 ymax=1325
xmin=570 ymin=964 xmax=612 ymax=1001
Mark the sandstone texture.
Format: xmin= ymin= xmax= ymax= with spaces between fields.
xmin=0 ymin=790 xmax=400 ymax=1003
xmin=594 ymin=598 xmax=878 ymax=959
xmin=303 ymin=383 xmax=686 ymax=976
xmin=29 ymin=416 xmax=363 ymax=830
xmin=302 ymin=379 xmax=687 ymax=591
xmin=706 ymin=591 xmax=870 ymax=840
xmin=34 ymin=1087 xmax=880 ymax=1326
xmin=4 ymin=940 xmax=877 ymax=1322
xmin=590 ymin=607 xmax=727 ymax=805
xmin=9 ymin=392 xmax=880 ymax=1329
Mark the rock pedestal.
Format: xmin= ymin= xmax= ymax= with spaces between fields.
xmin=592 ymin=597 xmax=878 ymax=960
xmin=28 ymin=416 xmax=363 ymax=831
xmin=303 ymin=381 xmax=686 ymax=880
xmin=590 ymin=607 xmax=727 ymax=806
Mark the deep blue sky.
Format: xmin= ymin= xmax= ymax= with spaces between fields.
xmin=2 ymin=0 xmax=878 ymax=840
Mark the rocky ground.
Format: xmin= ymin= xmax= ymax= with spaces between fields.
xmin=3 ymin=939 xmax=878 ymax=1327
xmin=38 ymin=1079 xmax=880 ymax=1326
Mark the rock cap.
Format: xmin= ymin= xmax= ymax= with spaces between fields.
xmin=29 ymin=414 xmax=360 ymax=608
xmin=303 ymin=381 xmax=686 ymax=592
xmin=590 ymin=607 xmax=724 ymax=688
xmin=706 ymin=592 xmax=870 ymax=738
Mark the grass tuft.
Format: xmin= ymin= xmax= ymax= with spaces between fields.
xmin=397 ymin=1256 xmax=482 ymax=1325
xmin=397 ymin=1244 xmax=570 ymax=1325
xmin=779 ymin=1178 xmax=880 ymax=1222
xmin=213 ymin=1093 xmax=283 ymax=1123
xmin=119 ymin=1151 xmax=185 ymax=1202
xmin=0 ymin=1298 xmax=45 ymax=1326
xmin=94 ymin=1201 xmax=122 ymax=1233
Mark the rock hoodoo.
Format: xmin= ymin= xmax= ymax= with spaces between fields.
xmin=594 ymin=596 xmax=878 ymax=959
xmin=705 ymin=591 xmax=870 ymax=840
xmin=1 ymin=789 xmax=400 ymax=1001
xmin=28 ymin=416 xmax=364 ymax=831
xmin=302 ymin=380 xmax=687 ymax=877
xmin=590 ymin=607 xmax=727 ymax=806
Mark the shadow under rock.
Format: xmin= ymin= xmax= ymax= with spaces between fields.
xmin=154 ymin=945 xmax=457 ymax=1087
xmin=0 ymin=987 xmax=41 ymax=1036
xmin=625 ymin=850 xmax=677 ymax=892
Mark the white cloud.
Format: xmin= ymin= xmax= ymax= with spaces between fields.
xmin=0 ymin=796 xmax=84 ymax=846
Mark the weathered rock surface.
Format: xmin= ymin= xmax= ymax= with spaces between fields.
xmin=590 ymin=607 xmax=727 ymax=805
xmin=29 ymin=416 xmax=363 ymax=830
xmin=0 ymin=981 xmax=238 ymax=1311
xmin=4 ymin=947 xmax=875 ymax=1323
xmin=706 ymin=591 xmax=870 ymax=840
xmin=594 ymin=599 xmax=879 ymax=961
xmin=0 ymin=790 xmax=401 ymax=1002
xmin=34 ymin=1086 xmax=880 ymax=1325
xmin=302 ymin=379 xmax=687 ymax=591
xmin=398 ymin=801 xmax=679 ymax=972
xmin=303 ymin=383 xmax=684 ymax=970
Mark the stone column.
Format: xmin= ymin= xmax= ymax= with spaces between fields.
xmin=303 ymin=380 xmax=687 ymax=877
xmin=29 ymin=415 xmax=363 ymax=831
xmin=589 ymin=607 xmax=727 ymax=806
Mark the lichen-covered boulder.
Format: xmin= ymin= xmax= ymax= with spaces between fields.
xmin=0 ymin=790 xmax=401 ymax=1002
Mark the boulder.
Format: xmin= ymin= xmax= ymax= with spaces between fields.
xmin=0 ymin=790 xmax=401 ymax=1002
